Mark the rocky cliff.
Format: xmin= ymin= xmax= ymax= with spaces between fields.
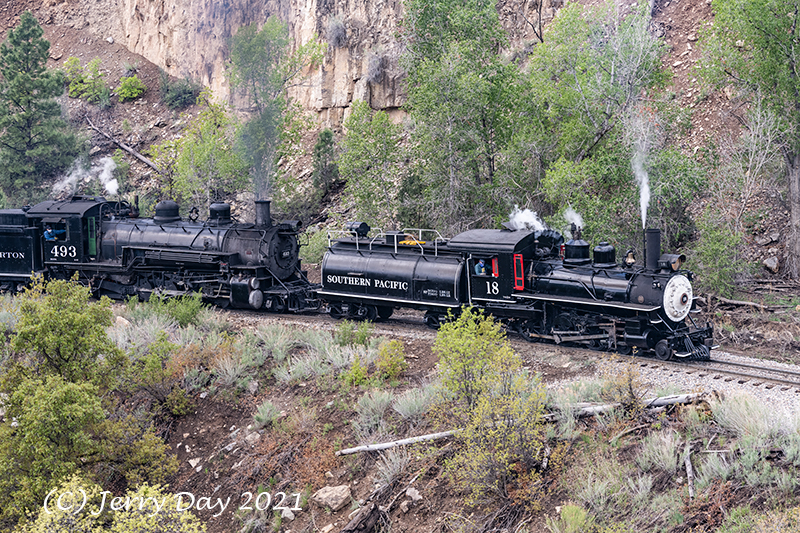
xmin=35 ymin=0 xmax=559 ymax=126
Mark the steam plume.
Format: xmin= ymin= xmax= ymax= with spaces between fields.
xmin=563 ymin=207 xmax=584 ymax=229
xmin=623 ymin=104 xmax=662 ymax=229
xmin=632 ymin=151 xmax=650 ymax=229
xmin=507 ymin=205 xmax=546 ymax=231
xmin=52 ymin=157 xmax=119 ymax=197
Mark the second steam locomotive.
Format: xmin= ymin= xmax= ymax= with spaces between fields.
xmin=0 ymin=195 xmax=713 ymax=361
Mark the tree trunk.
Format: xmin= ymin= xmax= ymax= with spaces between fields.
xmin=786 ymin=152 xmax=800 ymax=279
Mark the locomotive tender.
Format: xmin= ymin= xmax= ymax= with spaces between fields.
xmin=0 ymin=194 xmax=713 ymax=361
xmin=320 ymin=223 xmax=714 ymax=361
xmin=0 ymin=195 xmax=317 ymax=313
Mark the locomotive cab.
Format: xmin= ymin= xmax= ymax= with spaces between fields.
xmin=28 ymin=196 xmax=106 ymax=265
xmin=448 ymin=229 xmax=546 ymax=304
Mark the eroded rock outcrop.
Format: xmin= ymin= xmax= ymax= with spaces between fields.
xmin=36 ymin=0 xmax=558 ymax=125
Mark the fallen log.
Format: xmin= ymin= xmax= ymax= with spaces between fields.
xmin=340 ymin=502 xmax=384 ymax=533
xmin=336 ymin=430 xmax=460 ymax=456
xmin=337 ymin=393 xmax=707 ymax=456
xmin=85 ymin=116 xmax=160 ymax=172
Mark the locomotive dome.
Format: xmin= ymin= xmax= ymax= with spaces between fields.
xmin=153 ymin=200 xmax=181 ymax=223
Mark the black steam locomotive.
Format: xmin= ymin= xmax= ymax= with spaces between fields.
xmin=319 ymin=223 xmax=714 ymax=360
xmin=0 ymin=195 xmax=318 ymax=312
xmin=0 ymin=194 xmax=713 ymax=361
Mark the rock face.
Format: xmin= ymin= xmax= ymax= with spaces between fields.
xmin=36 ymin=0 xmax=559 ymax=126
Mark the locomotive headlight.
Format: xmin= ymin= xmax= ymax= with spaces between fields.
xmin=663 ymin=274 xmax=693 ymax=322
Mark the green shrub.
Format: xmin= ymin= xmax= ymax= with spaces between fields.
xmin=253 ymin=399 xmax=281 ymax=429
xmin=143 ymin=292 xmax=207 ymax=327
xmin=118 ymin=74 xmax=147 ymax=101
xmin=433 ymin=306 xmax=518 ymax=414
xmin=353 ymin=389 xmax=393 ymax=440
xmin=20 ymin=475 xmax=206 ymax=532
xmin=159 ymin=69 xmax=202 ymax=109
xmin=341 ymin=354 xmax=369 ymax=387
xmin=392 ymin=384 xmax=437 ymax=423
xmin=10 ymin=275 xmax=126 ymax=387
xmin=545 ymin=504 xmax=595 ymax=533
xmin=634 ymin=431 xmax=679 ymax=474
xmin=691 ymin=214 xmax=744 ymax=298
xmin=64 ymin=57 xmax=109 ymax=104
xmin=335 ymin=319 xmax=373 ymax=347
xmin=376 ymin=339 xmax=407 ymax=379
xmin=128 ymin=332 xmax=179 ymax=404
xmin=299 ymin=226 xmax=330 ymax=264
xmin=166 ymin=386 xmax=193 ymax=416
xmin=445 ymin=371 xmax=548 ymax=507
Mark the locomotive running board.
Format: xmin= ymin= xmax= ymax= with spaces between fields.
xmin=523 ymin=332 xmax=608 ymax=344
xmin=516 ymin=293 xmax=660 ymax=312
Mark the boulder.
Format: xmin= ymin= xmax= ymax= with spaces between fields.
xmin=763 ymin=256 xmax=780 ymax=273
xmin=312 ymin=485 xmax=352 ymax=511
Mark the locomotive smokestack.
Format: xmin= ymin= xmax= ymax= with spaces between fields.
xmin=645 ymin=228 xmax=660 ymax=270
xmin=255 ymin=200 xmax=272 ymax=228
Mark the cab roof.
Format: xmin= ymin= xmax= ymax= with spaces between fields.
xmin=25 ymin=195 xmax=106 ymax=219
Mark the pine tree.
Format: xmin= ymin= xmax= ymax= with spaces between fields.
xmin=0 ymin=11 xmax=78 ymax=203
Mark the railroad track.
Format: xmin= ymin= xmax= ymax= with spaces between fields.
xmin=223 ymin=308 xmax=800 ymax=394
xmin=632 ymin=355 xmax=800 ymax=393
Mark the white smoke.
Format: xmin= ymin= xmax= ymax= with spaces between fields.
xmin=632 ymin=151 xmax=650 ymax=229
xmin=623 ymin=104 xmax=663 ymax=229
xmin=52 ymin=157 xmax=119 ymax=197
xmin=563 ymin=207 xmax=584 ymax=229
xmin=507 ymin=205 xmax=547 ymax=231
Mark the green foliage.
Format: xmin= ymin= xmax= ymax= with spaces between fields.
xmin=700 ymin=0 xmax=800 ymax=276
xmin=15 ymin=473 xmax=110 ymax=532
xmin=542 ymin=149 xmax=639 ymax=248
xmin=375 ymin=339 xmax=407 ymax=380
xmin=96 ymin=415 xmax=178 ymax=487
xmin=339 ymin=100 xmax=404 ymax=227
xmin=545 ymin=504 xmax=595 ymax=533
xmin=312 ymin=128 xmax=339 ymax=197
xmin=402 ymin=0 xmax=521 ymax=233
xmin=111 ymin=149 xmax=131 ymax=194
xmin=334 ymin=319 xmax=373 ymax=347
xmin=166 ymin=386 xmax=193 ymax=416
xmin=353 ymin=389 xmax=394 ymax=438
xmin=9 ymin=276 xmax=125 ymax=386
xmin=159 ymin=69 xmax=202 ymax=110
xmin=445 ymin=371 xmax=548 ymax=507
xmin=690 ymin=214 xmax=744 ymax=298
xmin=148 ymin=90 xmax=249 ymax=210
xmin=528 ymin=1 xmax=667 ymax=161
xmin=118 ymin=74 xmax=147 ymax=102
xmin=299 ymin=226 xmax=329 ymax=265
xmin=433 ymin=307 xmax=518 ymax=413
xmin=0 ymin=375 xmax=103 ymax=523
xmin=127 ymin=332 xmax=179 ymax=404
xmin=341 ymin=354 xmax=369 ymax=388
xmin=64 ymin=56 xmax=110 ymax=104
xmin=0 ymin=12 xmax=78 ymax=202
xmin=144 ymin=292 xmax=207 ymax=328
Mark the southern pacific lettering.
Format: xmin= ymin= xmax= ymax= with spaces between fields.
xmin=326 ymin=275 xmax=409 ymax=291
